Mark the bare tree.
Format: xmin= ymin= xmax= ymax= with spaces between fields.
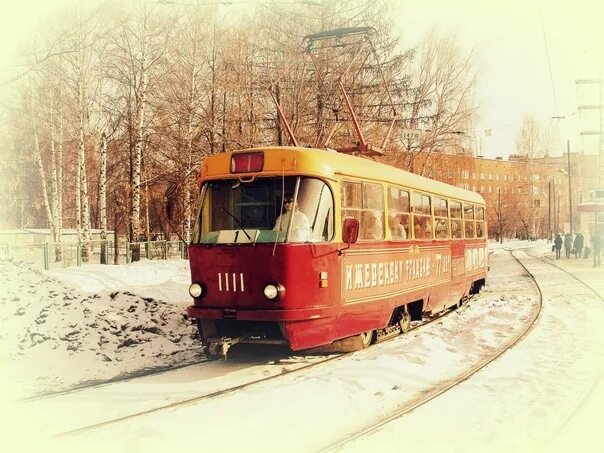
xmin=516 ymin=114 xmax=547 ymax=158
xmin=29 ymin=84 xmax=61 ymax=256
xmin=107 ymin=2 xmax=174 ymax=260
xmin=5 ymin=0 xmax=484 ymax=252
xmin=394 ymin=31 xmax=478 ymax=176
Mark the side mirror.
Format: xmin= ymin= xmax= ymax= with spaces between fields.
xmin=342 ymin=217 xmax=359 ymax=245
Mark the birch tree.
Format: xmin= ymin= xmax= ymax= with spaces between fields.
xmin=58 ymin=7 xmax=109 ymax=260
xmin=29 ymin=83 xmax=61 ymax=259
xmin=108 ymin=3 xmax=174 ymax=260
xmin=99 ymin=132 xmax=108 ymax=263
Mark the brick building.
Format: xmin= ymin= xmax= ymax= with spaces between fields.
xmin=404 ymin=152 xmax=573 ymax=240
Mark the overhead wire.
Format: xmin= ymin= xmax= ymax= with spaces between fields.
xmin=539 ymin=11 xmax=559 ymax=116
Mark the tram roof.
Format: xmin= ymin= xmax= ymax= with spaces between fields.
xmin=200 ymin=146 xmax=485 ymax=205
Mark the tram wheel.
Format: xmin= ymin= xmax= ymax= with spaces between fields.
xmin=360 ymin=330 xmax=374 ymax=348
xmin=399 ymin=311 xmax=411 ymax=333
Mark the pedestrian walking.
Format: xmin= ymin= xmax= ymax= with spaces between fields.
xmin=554 ymin=233 xmax=562 ymax=259
xmin=592 ymin=230 xmax=602 ymax=267
xmin=563 ymin=233 xmax=572 ymax=259
xmin=573 ymin=233 xmax=584 ymax=259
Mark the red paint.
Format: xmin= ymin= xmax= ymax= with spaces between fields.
xmin=186 ymin=239 xmax=487 ymax=350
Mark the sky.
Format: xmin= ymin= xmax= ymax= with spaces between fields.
xmin=1 ymin=0 xmax=603 ymax=159
xmin=391 ymin=0 xmax=604 ymax=158
xmin=2 ymin=241 xmax=604 ymax=451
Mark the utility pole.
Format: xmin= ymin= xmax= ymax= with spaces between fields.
xmin=548 ymin=178 xmax=552 ymax=241
xmin=497 ymin=188 xmax=502 ymax=243
xmin=552 ymin=177 xmax=560 ymax=234
xmin=567 ymin=140 xmax=573 ymax=235
xmin=577 ymin=71 xmax=604 ymax=188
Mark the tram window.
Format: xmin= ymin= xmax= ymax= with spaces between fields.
xmin=388 ymin=186 xmax=410 ymax=240
xmin=450 ymin=201 xmax=462 ymax=219
xmin=361 ymin=210 xmax=383 ymax=240
xmin=463 ymin=204 xmax=474 ymax=220
xmin=193 ymin=176 xmax=334 ymax=244
xmin=476 ymin=206 xmax=485 ymax=221
xmin=411 ymin=192 xmax=432 ymax=240
xmin=434 ymin=197 xmax=448 ymax=217
xmin=411 ymin=192 xmax=431 ymax=215
xmin=465 ymin=221 xmax=475 ymax=238
xmin=434 ymin=218 xmax=449 ymax=239
xmin=342 ymin=182 xmax=362 ymax=208
xmin=299 ymin=178 xmax=335 ymax=242
xmin=451 ymin=219 xmax=463 ymax=239
xmin=364 ymin=183 xmax=384 ymax=210
xmin=341 ymin=181 xmax=384 ymax=241
xmin=413 ymin=214 xmax=433 ymax=240
xmin=476 ymin=221 xmax=486 ymax=238
xmin=388 ymin=187 xmax=410 ymax=212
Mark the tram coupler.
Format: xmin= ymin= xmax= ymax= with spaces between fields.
xmin=203 ymin=337 xmax=240 ymax=358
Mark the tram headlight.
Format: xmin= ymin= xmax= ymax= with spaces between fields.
xmin=189 ymin=282 xmax=206 ymax=298
xmin=263 ymin=283 xmax=285 ymax=300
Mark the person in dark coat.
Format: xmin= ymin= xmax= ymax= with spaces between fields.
xmin=554 ymin=233 xmax=563 ymax=259
xmin=563 ymin=233 xmax=572 ymax=258
xmin=573 ymin=233 xmax=584 ymax=259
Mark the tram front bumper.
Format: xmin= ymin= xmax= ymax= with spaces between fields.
xmin=186 ymin=305 xmax=335 ymax=322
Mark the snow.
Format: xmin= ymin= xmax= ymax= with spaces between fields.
xmin=1 ymin=240 xmax=604 ymax=452
xmin=0 ymin=258 xmax=199 ymax=400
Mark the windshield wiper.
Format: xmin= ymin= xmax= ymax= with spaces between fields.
xmin=221 ymin=206 xmax=252 ymax=241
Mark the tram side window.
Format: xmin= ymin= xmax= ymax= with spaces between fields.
xmin=475 ymin=206 xmax=486 ymax=238
xmin=476 ymin=221 xmax=485 ymax=238
xmin=412 ymin=192 xmax=433 ymax=240
xmin=387 ymin=186 xmax=410 ymax=240
xmin=433 ymin=196 xmax=449 ymax=239
xmin=464 ymin=204 xmax=475 ymax=238
xmin=476 ymin=206 xmax=485 ymax=220
xmin=342 ymin=181 xmax=384 ymax=241
xmin=450 ymin=200 xmax=463 ymax=239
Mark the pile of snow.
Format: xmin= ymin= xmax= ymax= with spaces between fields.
xmin=0 ymin=258 xmax=200 ymax=399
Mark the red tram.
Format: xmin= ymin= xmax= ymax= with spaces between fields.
xmin=186 ymin=147 xmax=488 ymax=356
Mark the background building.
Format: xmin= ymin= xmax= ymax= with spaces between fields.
xmin=404 ymin=151 xmax=572 ymax=240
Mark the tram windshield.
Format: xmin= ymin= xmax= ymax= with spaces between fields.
xmin=192 ymin=176 xmax=334 ymax=244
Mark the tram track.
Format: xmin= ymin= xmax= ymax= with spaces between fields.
xmin=322 ymin=249 xmax=544 ymax=452
xmin=27 ymin=288 xmax=477 ymax=439
xmin=518 ymin=248 xmax=604 ymax=442
xmin=525 ymin=249 xmax=604 ymax=303
xmin=25 ymin=304 xmax=445 ymax=405
xmin=51 ymin=305 xmax=465 ymax=438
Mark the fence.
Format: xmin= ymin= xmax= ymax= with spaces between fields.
xmin=0 ymin=239 xmax=188 ymax=270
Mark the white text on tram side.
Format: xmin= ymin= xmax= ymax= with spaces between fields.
xmin=345 ymin=254 xmax=451 ymax=291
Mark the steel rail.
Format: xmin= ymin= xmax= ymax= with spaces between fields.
xmin=521 ymin=249 xmax=604 ymax=442
xmin=320 ymin=249 xmax=544 ymax=452
xmin=51 ymin=294 xmax=478 ymax=438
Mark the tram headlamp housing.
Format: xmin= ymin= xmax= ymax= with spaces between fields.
xmin=263 ymin=283 xmax=285 ymax=300
xmin=189 ymin=282 xmax=206 ymax=299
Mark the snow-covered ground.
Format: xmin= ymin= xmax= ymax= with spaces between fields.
xmin=0 ymin=258 xmax=199 ymax=400
xmin=2 ymin=240 xmax=603 ymax=452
